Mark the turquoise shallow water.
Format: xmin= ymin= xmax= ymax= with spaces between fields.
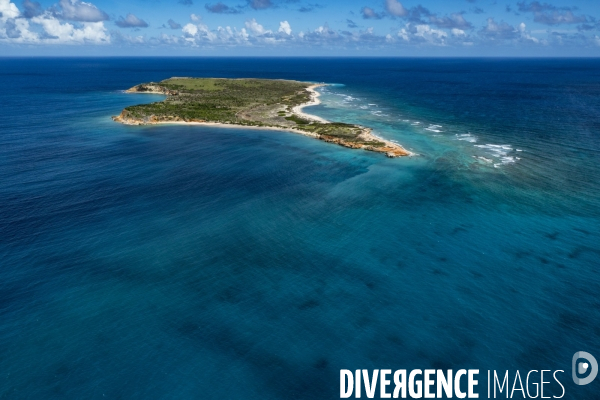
xmin=0 ymin=58 xmax=599 ymax=399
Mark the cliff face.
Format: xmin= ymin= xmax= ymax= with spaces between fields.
xmin=111 ymin=110 xmax=205 ymax=125
xmin=112 ymin=110 xmax=143 ymax=125
xmin=125 ymin=84 xmax=178 ymax=96
xmin=320 ymin=135 xmax=410 ymax=158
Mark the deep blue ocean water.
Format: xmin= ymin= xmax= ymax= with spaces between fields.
xmin=0 ymin=58 xmax=599 ymax=399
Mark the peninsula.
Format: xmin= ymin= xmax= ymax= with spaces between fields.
xmin=112 ymin=78 xmax=410 ymax=157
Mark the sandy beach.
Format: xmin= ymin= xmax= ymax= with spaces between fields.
xmin=153 ymin=120 xmax=320 ymax=139
xmin=291 ymin=84 xmax=329 ymax=124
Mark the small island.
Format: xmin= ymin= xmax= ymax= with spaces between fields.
xmin=113 ymin=78 xmax=410 ymax=158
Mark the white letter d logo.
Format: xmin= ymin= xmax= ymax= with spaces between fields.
xmin=572 ymin=351 xmax=598 ymax=385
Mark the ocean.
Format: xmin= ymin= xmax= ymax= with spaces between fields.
xmin=0 ymin=57 xmax=599 ymax=399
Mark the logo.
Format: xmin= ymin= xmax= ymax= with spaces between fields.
xmin=572 ymin=351 xmax=598 ymax=385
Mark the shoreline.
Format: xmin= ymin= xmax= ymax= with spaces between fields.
xmin=114 ymin=81 xmax=413 ymax=157
xmin=151 ymin=120 xmax=320 ymax=139
xmin=291 ymin=84 xmax=329 ymax=124
xmin=294 ymin=84 xmax=413 ymax=156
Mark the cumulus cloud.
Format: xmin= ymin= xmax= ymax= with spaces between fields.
xmin=182 ymin=23 xmax=198 ymax=36
xmin=181 ymin=17 xmax=293 ymax=47
xmin=54 ymin=0 xmax=109 ymax=22
xmin=0 ymin=0 xmax=110 ymax=43
xmin=387 ymin=22 xmax=450 ymax=45
xmin=478 ymin=17 xmax=542 ymax=43
xmin=360 ymin=2 xmax=473 ymax=31
xmin=205 ymin=2 xmax=240 ymax=14
xmin=245 ymin=18 xmax=268 ymax=35
xmin=115 ymin=13 xmax=148 ymax=28
xmin=22 ymin=0 xmax=43 ymax=18
xmin=479 ymin=18 xmax=519 ymax=40
xmin=516 ymin=1 xmax=588 ymax=25
xmin=182 ymin=19 xmax=250 ymax=45
xmin=361 ymin=7 xmax=382 ymax=20
xmin=0 ymin=0 xmax=20 ymax=19
xmin=298 ymin=4 xmax=323 ymax=13
xmin=405 ymin=5 xmax=432 ymax=23
xmin=4 ymin=18 xmax=20 ymax=37
xmin=111 ymin=29 xmax=145 ymax=44
xmin=517 ymin=1 xmax=563 ymax=12
xmin=297 ymin=24 xmax=342 ymax=44
xmin=395 ymin=23 xmax=447 ymax=45
xmin=3 ymin=0 xmax=594 ymax=51
xmin=385 ymin=0 xmax=406 ymax=17
xmin=34 ymin=17 xmax=109 ymax=42
xmin=452 ymin=28 xmax=466 ymax=37
xmin=278 ymin=20 xmax=291 ymax=35
xmin=277 ymin=21 xmax=292 ymax=35
xmin=517 ymin=22 xmax=540 ymax=43
xmin=429 ymin=13 xmax=472 ymax=30
xmin=414 ymin=24 xmax=447 ymax=45
xmin=167 ymin=19 xmax=181 ymax=29
xmin=533 ymin=10 xmax=587 ymax=25
xmin=247 ymin=0 xmax=272 ymax=10
xmin=576 ymin=23 xmax=595 ymax=31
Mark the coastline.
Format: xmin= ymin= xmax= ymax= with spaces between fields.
xmin=291 ymin=84 xmax=329 ymax=124
xmin=292 ymin=84 xmax=412 ymax=156
xmin=152 ymin=120 xmax=320 ymax=139
xmin=114 ymin=81 xmax=412 ymax=157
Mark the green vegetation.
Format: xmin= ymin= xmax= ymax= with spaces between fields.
xmin=284 ymin=115 xmax=310 ymax=125
xmin=124 ymin=78 xmax=312 ymax=124
xmin=119 ymin=78 xmax=396 ymax=152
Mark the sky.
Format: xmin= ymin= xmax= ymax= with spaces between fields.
xmin=1 ymin=0 xmax=600 ymax=56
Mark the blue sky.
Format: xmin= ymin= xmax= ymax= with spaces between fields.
xmin=1 ymin=0 xmax=600 ymax=55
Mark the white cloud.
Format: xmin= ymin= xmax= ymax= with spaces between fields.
xmin=182 ymin=23 xmax=198 ymax=37
xmin=451 ymin=28 xmax=466 ymax=37
xmin=480 ymin=18 xmax=519 ymax=40
xmin=391 ymin=23 xmax=457 ymax=46
xmin=479 ymin=19 xmax=543 ymax=44
xmin=297 ymin=24 xmax=342 ymax=44
xmin=361 ymin=7 xmax=382 ymax=20
xmin=245 ymin=18 xmax=269 ymax=35
xmin=520 ymin=23 xmax=545 ymax=44
xmin=182 ymin=21 xmax=220 ymax=43
xmin=115 ymin=13 xmax=148 ymax=28
xmin=0 ymin=0 xmax=109 ymax=44
xmin=385 ymin=0 xmax=407 ymax=17
xmin=1 ymin=17 xmax=37 ymax=41
xmin=0 ymin=1 xmax=588 ymax=51
xmin=32 ymin=15 xmax=109 ymax=43
xmin=429 ymin=13 xmax=472 ymax=30
xmin=0 ymin=0 xmax=20 ymax=19
xmin=55 ymin=0 xmax=109 ymax=22
xmin=414 ymin=24 xmax=447 ymax=45
xmin=397 ymin=28 xmax=409 ymax=41
xmin=278 ymin=20 xmax=291 ymax=35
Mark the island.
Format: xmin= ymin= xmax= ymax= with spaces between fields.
xmin=112 ymin=78 xmax=410 ymax=158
